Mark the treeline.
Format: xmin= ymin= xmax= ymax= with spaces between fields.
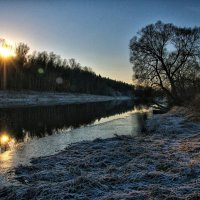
xmin=0 ymin=43 xmax=133 ymax=96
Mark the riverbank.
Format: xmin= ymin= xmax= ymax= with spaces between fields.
xmin=0 ymin=91 xmax=131 ymax=108
xmin=0 ymin=109 xmax=200 ymax=199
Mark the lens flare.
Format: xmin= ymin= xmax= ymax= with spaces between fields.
xmin=56 ymin=77 xmax=63 ymax=85
xmin=38 ymin=68 xmax=44 ymax=74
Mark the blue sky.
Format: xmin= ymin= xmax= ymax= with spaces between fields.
xmin=0 ymin=0 xmax=200 ymax=83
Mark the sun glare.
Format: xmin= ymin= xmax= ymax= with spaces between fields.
xmin=1 ymin=134 xmax=9 ymax=144
xmin=0 ymin=46 xmax=16 ymax=58
xmin=0 ymin=39 xmax=16 ymax=58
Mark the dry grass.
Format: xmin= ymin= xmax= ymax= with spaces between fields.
xmin=179 ymin=134 xmax=200 ymax=168
xmin=0 ymin=112 xmax=200 ymax=199
xmin=180 ymin=140 xmax=200 ymax=152
xmin=170 ymin=94 xmax=200 ymax=122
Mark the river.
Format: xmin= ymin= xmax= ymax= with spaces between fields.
xmin=0 ymin=100 xmax=151 ymax=185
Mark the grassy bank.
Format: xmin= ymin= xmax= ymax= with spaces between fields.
xmin=0 ymin=109 xmax=200 ymax=199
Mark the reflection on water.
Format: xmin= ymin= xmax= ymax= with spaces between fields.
xmin=0 ymin=133 xmax=16 ymax=153
xmin=0 ymin=100 xmax=151 ymax=184
xmin=0 ymin=101 xmax=135 ymax=142
xmin=0 ymin=151 xmax=11 ymax=167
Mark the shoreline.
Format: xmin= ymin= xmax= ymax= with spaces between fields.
xmin=0 ymin=110 xmax=200 ymax=199
xmin=0 ymin=91 xmax=131 ymax=108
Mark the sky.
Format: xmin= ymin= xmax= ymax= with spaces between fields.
xmin=0 ymin=0 xmax=200 ymax=84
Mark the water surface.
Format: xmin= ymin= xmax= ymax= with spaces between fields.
xmin=0 ymin=101 xmax=151 ymax=184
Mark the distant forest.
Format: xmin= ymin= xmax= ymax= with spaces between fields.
xmin=0 ymin=43 xmax=133 ymax=96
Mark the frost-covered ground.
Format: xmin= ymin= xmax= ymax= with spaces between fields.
xmin=0 ymin=112 xmax=200 ymax=199
xmin=0 ymin=91 xmax=130 ymax=108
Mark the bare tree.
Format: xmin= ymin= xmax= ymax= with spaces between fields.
xmin=129 ymin=21 xmax=200 ymax=105
xmin=15 ymin=43 xmax=30 ymax=66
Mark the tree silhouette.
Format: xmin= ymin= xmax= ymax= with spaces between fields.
xmin=129 ymin=21 xmax=200 ymax=105
xmin=0 ymin=42 xmax=134 ymax=96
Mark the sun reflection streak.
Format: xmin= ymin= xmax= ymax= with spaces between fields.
xmin=1 ymin=134 xmax=9 ymax=144
xmin=0 ymin=150 xmax=10 ymax=162
xmin=0 ymin=132 xmax=16 ymax=153
xmin=0 ymin=132 xmax=16 ymax=171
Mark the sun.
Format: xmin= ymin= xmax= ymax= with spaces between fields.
xmin=0 ymin=39 xmax=16 ymax=58
xmin=0 ymin=46 xmax=16 ymax=58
